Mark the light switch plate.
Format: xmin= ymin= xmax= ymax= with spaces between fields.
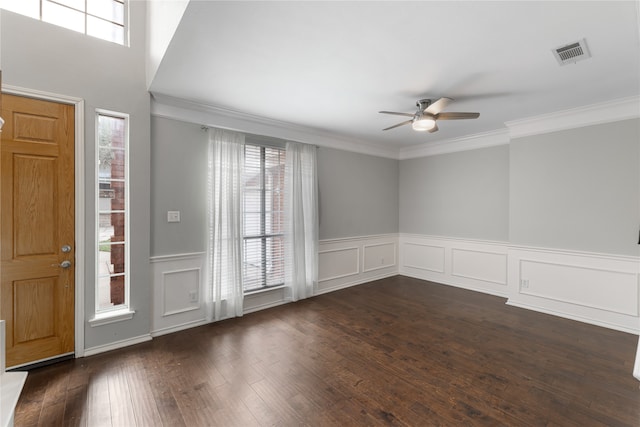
xmin=167 ymin=211 xmax=180 ymax=223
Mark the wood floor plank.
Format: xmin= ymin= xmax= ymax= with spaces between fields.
xmin=14 ymin=276 xmax=640 ymax=426
xmin=61 ymin=384 xmax=88 ymax=427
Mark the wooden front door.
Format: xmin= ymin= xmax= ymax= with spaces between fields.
xmin=0 ymin=93 xmax=75 ymax=368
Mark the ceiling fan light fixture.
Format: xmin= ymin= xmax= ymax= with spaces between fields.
xmin=412 ymin=116 xmax=436 ymax=131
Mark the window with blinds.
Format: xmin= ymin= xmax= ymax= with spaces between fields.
xmin=243 ymin=144 xmax=286 ymax=292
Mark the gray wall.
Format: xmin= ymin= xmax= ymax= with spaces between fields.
xmin=509 ymin=119 xmax=640 ymax=256
xmin=317 ymin=147 xmax=399 ymax=239
xmin=151 ymin=117 xmax=208 ymax=256
xmin=399 ymin=145 xmax=510 ymax=241
xmin=150 ymin=120 xmax=400 ymax=249
xmin=2 ymin=5 xmax=151 ymax=349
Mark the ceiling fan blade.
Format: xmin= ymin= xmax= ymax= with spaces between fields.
xmin=435 ymin=112 xmax=480 ymax=120
xmin=428 ymin=123 xmax=439 ymax=133
xmin=425 ymin=97 xmax=452 ymax=114
xmin=382 ymin=120 xmax=412 ymax=131
xmin=379 ymin=111 xmax=414 ymax=117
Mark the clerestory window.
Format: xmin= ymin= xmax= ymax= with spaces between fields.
xmin=0 ymin=0 xmax=127 ymax=45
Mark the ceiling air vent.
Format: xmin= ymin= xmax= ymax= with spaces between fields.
xmin=553 ymin=38 xmax=591 ymax=66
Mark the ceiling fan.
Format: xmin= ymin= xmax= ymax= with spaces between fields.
xmin=379 ymin=98 xmax=480 ymax=133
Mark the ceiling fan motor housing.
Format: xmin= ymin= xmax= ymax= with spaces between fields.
xmin=416 ymin=99 xmax=432 ymax=111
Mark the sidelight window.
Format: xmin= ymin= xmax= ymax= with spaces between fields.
xmin=95 ymin=111 xmax=129 ymax=315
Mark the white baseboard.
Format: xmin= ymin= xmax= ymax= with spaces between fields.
xmin=315 ymin=270 xmax=398 ymax=296
xmin=506 ymin=300 xmax=638 ymax=335
xmin=150 ymin=318 xmax=209 ymax=338
xmin=84 ymin=334 xmax=152 ymax=357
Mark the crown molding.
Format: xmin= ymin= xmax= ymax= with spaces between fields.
xmin=506 ymin=96 xmax=640 ymax=139
xmin=397 ymin=128 xmax=510 ymax=160
xmin=150 ymin=93 xmax=399 ymax=159
xmin=151 ymin=93 xmax=640 ymax=161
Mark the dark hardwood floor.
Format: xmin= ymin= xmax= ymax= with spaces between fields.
xmin=14 ymin=276 xmax=640 ymax=426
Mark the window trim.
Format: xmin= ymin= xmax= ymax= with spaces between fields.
xmin=93 ymin=109 xmax=132 ymax=321
xmin=242 ymin=143 xmax=286 ymax=294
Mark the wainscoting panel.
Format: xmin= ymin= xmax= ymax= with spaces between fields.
xmin=452 ymin=248 xmax=507 ymax=286
xmin=162 ymin=268 xmax=201 ymax=317
xmin=508 ymin=246 xmax=640 ymax=333
xmin=363 ymin=242 xmax=397 ymax=273
xmin=401 ymin=242 xmax=445 ymax=274
xmin=150 ymin=252 xmax=208 ymax=337
xmin=318 ymin=247 xmax=360 ymax=283
xmin=399 ymin=235 xmax=509 ymax=297
xmin=317 ymin=235 xmax=398 ymax=294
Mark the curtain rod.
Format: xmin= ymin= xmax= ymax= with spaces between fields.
xmin=199 ymin=124 xmax=318 ymax=148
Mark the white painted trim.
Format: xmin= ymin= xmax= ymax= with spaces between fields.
xmin=317 ymin=246 xmax=360 ymax=283
xmin=83 ymin=334 xmax=152 ymax=357
xmin=400 ymin=233 xmax=509 ymax=247
xmin=398 ymin=128 xmax=510 ymax=159
xmin=244 ymin=284 xmax=286 ymax=296
xmin=319 ymin=233 xmax=398 ymax=245
xmin=151 ymin=93 xmax=398 ymax=159
xmin=517 ymin=258 xmax=639 ymax=317
xmin=150 ymin=318 xmax=209 ymax=338
xmin=400 ymin=236 xmax=509 ymax=297
xmin=451 ymin=248 xmax=508 ymax=286
xmin=94 ymin=109 xmax=131 ymax=318
xmin=152 ymin=94 xmax=639 ymax=160
xmin=1 ymin=85 xmax=86 ymax=359
xmin=150 ymin=252 xmax=207 ymax=336
xmin=507 ymin=243 xmax=640 ymax=262
xmin=149 ymin=251 xmax=206 ymax=263
xmin=401 ymin=242 xmax=446 ymax=273
xmin=89 ymin=309 xmax=136 ymax=327
xmin=362 ymin=242 xmax=397 ymax=273
xmin=315 ymin=271 xmax=398 ymax=296
xmin=401 ymin=270 xmax=509 ymax=299
xmin=506 ymin=300 xmax=639 ymax=335
xmin=160 ymin=267 xmax=201 ymax=316
xmin=506 ymin=96 xmax=640 ymax=139
xmin=508 ymin=245 xmax=640 ymax=334
xmin=243 ymin=299 xmax=290 ymax=315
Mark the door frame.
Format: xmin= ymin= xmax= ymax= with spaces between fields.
xmin=2 ymin=84 xmax=86 ymax=359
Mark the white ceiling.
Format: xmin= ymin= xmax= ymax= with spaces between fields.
xmin=149 ymin=1 xmax=640 ymax=153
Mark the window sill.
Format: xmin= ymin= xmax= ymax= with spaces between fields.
xmin=89 ymin=308 xmax=135 ymax=327
xmin=244 ymin=284 xmax=285 ymax=296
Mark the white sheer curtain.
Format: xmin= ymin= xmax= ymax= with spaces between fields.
xmin=207 ymin=128 xmax=245 ymax=321
xmin=284 ymin=141 xmax=318 ymax=301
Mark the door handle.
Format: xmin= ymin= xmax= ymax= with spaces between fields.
xmin=52 ymin=260 xmax=72 ymax=269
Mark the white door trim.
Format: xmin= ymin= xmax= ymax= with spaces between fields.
xmin=2 ymin=84 xmax=86 ymax=358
